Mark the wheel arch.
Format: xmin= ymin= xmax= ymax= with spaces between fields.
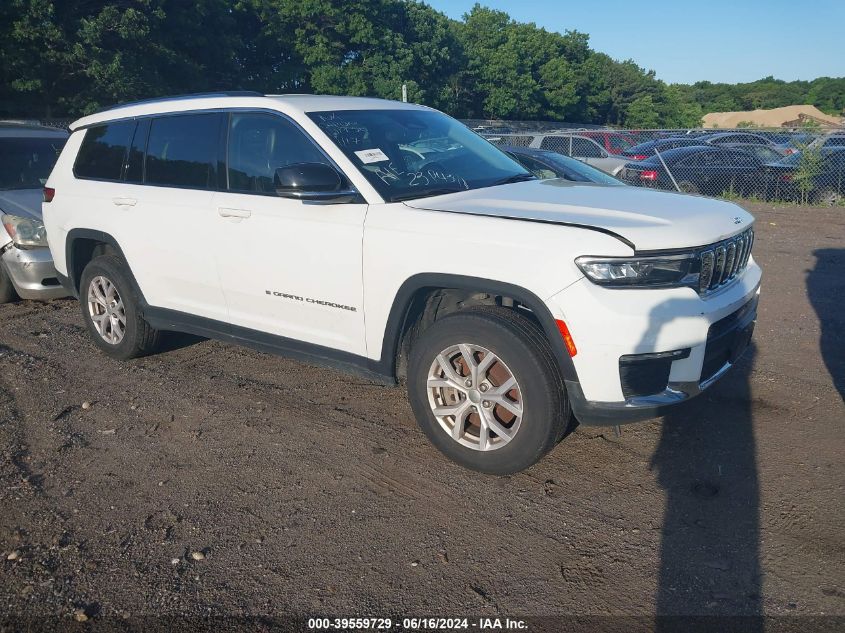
xmin=65 ymin=229 xmax=147 ymax=306
xmin=378 ymin=273 xmax=579 ymax=385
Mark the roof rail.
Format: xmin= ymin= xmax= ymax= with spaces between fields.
xmin=104 ymin=91 xmax=264 ymax=111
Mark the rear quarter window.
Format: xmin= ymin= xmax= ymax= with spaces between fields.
xmin=73 ymin=121 xmax=135 ymax=181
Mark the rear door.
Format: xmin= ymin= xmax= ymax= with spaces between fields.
xmin=211 ymin=111 xmax=367 ymax=356
xmin=117 ymin=112 xmax=229 ymax=321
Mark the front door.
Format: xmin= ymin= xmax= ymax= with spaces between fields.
xmin=212 ymin=111 xmax=368 ymax=356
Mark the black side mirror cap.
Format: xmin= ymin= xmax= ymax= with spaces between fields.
xmin=274 ymin=162 xmax=360 ymax=203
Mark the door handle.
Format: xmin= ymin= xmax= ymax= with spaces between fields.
xmin=112 ymin=197 xmax=137 ymax=207
xmin=217 ymin=207 xmax=252 ymax=219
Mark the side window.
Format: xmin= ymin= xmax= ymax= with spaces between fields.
xmin=571 ymin=138 xmax=603 ymax=158
xmin=824 ymin=137 xmax=845 ymax=148
xmin=539 ymin=136 xmax=571 ymax=156
xmin=227 ymin=112 xmax=330 ymax=194
xmin=124 ymin=118 xmax=150 ymax=184
xmin=73 ymin=120 xmax=135 ymax=181
xmin=145 ymin=113 xmax=222 ymax=189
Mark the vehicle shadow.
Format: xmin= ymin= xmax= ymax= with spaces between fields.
xmin=640 ymin=298 xmax=761 ymax=629
xmin=156 ymin=331 xmax=207 ymax=354
xmin=807 ymin=248 xmax=845 ymax=403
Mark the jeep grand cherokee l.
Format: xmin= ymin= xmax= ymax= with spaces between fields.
xmin=43 ymin=93 xmax=761 ymax=474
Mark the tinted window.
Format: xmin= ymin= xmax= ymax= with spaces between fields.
xmin=824 ymin=136 xmax=845 ymax=147
xmin=227 ymin=113 xmax=329 ymax=194
xmin=0 ymin=137 xmax=66 ymax=190
xmin=124 ymin=119 xmax=150 ymax=184
xmin=74 ymin=121 xmax=135 ymax=181
xmin=539 ymin=136 xmax=572 ymax=155
xmin=571 ymin=138 xmax=603 ymax=158
xmin=145 ymin=113 xmax=222 ymax=189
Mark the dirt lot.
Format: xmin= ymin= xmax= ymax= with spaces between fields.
xmin=1 ymin=203 xmax=843 ymax=631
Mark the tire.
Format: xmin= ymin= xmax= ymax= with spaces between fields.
xmin=407 ymin=307 xmax=570 ymax=475
xmin=814 ymin=188 xmax=843 ymax=207
xmin=0 ymin=264 xmax=18 ymax=304
xmin=79 ymin=255 xmax=160 ymax=360
xmin=678 ymin=181 xmax=699 ymax=194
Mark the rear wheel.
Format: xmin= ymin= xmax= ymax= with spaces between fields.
xmin=407 ymin=307 xmax=570 ymax=474
xmin=678 ymin=180 xmax=700 ymax=194
xmin=79 ymin=255 xmax=160 ymax=359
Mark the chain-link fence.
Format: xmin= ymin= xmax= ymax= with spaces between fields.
xmin=469 ymin=121 xmax=845 ymax=206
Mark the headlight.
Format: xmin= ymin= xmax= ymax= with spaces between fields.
xmin=575 ymin=254 xmax=698 ymax=289
xmin=2 ymin=214 xmax=48 ymax=248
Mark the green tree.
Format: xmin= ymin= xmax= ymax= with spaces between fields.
xmin=625 ymin=95 xmax=660 ymax=128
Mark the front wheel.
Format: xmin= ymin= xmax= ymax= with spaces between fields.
xmin=407 ymin=307 xmax=570 ymax=474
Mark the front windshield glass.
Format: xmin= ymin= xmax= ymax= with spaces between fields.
xmin=0 ymin=137 xmax=66 ymax=189
xmin=544 ymin=153 xmax=623 ymax=185
xmin=307 ymin=109 xmax=534 ymax=202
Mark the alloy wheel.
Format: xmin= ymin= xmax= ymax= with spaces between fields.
xmin=87 ymin=275 xmax=127 ymax=345
xmin=426 ymin=344 xmax=524 ymax=451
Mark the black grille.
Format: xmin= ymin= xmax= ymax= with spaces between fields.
xmin=697 ymin=227 xmax=754 ymax=293
xmin=701 ymin=297 xmax=757 ymax=381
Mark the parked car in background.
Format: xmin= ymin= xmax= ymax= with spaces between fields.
xmin=487 ymin=133 xmax=629 ymax=175
xmin=761 ymin=148 xmax=845 ymax=206
xmin=574 ymin=130 xmax=636 ymax=155
xmin=697 ymin=132 xmax=776 ymax=147
xmin=502 ymin=145 xmax=625 ymax=185
xmin=808 ymin=133 xmax=845 ymax=151
xmin=620 ymin=145 xmax=769 ymax=195
xmin=620 ymin=137 xmax=704 ymax=160
xmin=0 ymin=122 xmax=69 ymax=302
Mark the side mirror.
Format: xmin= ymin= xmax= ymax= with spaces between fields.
xmin=274 ymin=162 xmax=359 ymax=203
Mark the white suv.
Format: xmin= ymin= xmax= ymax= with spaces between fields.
xmin=43 ymin=93 xmax=761 ymax=474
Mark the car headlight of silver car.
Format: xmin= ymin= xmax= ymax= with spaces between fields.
xmin=2 ymin=214 xmax=48 ymax=248
xmin=575 ymin=253 xmax=698 ymax=289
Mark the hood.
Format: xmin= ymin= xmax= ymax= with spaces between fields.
xmin=403 ymin=179 xmax=754 ymax=251
xmin=0 ymin=189 xmax=44 ymax=221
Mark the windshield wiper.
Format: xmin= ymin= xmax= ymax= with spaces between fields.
xmin=490 ymin=173 xmax=537 ymax=186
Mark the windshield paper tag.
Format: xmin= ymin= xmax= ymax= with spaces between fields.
xmin=354 ymin=148 xmax=389 ymax=164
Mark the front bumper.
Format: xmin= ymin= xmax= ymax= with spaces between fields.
xmin=548 ymin=260 xmax=761 ymax=425
xmin=1 ymin=244 xmax=68 ymax=300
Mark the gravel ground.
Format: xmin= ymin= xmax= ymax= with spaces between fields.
xmin=0 ymin=203 xmax=843 ymax=631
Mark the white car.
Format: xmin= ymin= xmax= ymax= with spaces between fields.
xmin=43 ymin=93 xmax=761 ymax=474
xmin=487 ymin=132 xmax=630 ymax=175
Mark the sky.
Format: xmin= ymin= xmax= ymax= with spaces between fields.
xmin=424 ymin=0 xmax=845 ymax=84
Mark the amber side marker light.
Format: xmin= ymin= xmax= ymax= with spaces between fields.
xmin=555 ymin=319 xmax=578 ymax=357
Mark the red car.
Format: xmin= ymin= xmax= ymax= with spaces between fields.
xmin=576 ymin=130 xmax=636 ymax=155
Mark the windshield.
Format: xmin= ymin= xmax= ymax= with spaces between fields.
xmin=543 ymin=153 xmax=623 ymax=185
xmin=0 ymin=137 xmax=66 ymax=190
xmin=307 ymin=109 xmax=533 ymax=202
